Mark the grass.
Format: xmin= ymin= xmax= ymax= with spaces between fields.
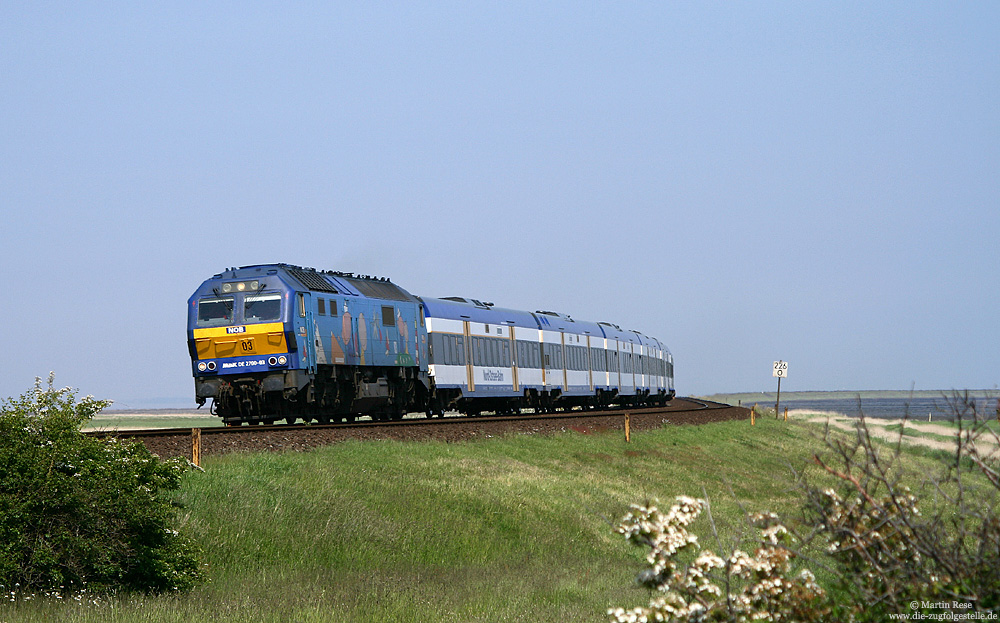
xmin=0 ymin=417 xmax=966 ymax=622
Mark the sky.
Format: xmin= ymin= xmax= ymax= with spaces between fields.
xmin=1 ymin=2 xmax=997 ymax=407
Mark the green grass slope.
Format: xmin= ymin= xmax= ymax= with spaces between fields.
xmin=0 ymin=417 xmax=948 ymax=622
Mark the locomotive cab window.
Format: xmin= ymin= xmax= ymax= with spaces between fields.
xmin=197 ymin=297 xmax=233 ymax=326
xmin=245 ymin=294 xmax=281 ymax=323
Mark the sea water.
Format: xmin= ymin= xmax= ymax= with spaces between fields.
xmin=775 ymin=395 xmax=998 ymax=420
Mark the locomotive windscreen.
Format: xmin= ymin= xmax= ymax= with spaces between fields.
xmin=198 ymin=297 xmax=233 ymax=326
xmin=245 ymin=294 xmax=282 ymax=322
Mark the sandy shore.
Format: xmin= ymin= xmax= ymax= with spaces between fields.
xmin=800 ymin=412 xmax=999 ymax=455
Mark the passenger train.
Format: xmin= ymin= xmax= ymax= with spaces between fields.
xmin=187 ymin=264 xmax=674 ymax=425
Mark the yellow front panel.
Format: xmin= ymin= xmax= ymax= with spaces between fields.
xmin=192 ymin=323 xmax=288 ymax=359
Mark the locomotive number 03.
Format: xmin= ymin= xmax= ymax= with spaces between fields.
xmin=240 ymin=338 xmax=255 ymax=352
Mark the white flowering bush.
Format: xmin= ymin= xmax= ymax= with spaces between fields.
xmin=0 ymin=375 xmax=204 ymax=596
xmin=802 ymin=395 xmax=1000 ymax=617
xmin=609 ymin=395 xmax=1000 ymax=622
xmin=609 ymin=497 xmax=827 ymax=623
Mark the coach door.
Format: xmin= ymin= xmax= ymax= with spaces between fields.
xmin=510 ymin=326 xmax=519 ymax=392
xmin=587 ymin=335 xmax=594 ymax=392
xmin=561 ymin=332 xmax=568 ymax=391
xmin=463 ymin=321 xmax=475 ymax=392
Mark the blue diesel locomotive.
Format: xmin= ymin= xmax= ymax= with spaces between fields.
xmin=187 ymin=264 xmax=674 ymax=425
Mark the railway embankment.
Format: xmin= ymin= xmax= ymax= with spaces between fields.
xmin=108 ymin=398 xmax=749 ymax=459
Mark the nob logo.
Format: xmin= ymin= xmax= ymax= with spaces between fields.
xmin=226 ymin=326 xmax=247 ymax=334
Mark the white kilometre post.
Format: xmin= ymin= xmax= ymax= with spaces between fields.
xmin=773 ymin=361 xmax=788 ymax=420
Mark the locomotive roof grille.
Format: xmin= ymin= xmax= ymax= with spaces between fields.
xmin=343 ymin=277 xmax=412 ymax=302
xmin=287 ymin=267 xmax=340 ymax=293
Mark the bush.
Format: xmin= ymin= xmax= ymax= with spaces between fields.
xmin=0 ymin=375 xmax=204 ymax=595
xmin=800 ymin=393 xmax=1000 ymax=618
xmin=610 ymin=393 xmax=1000 ymax=622
xmin=608 ymin=497 xmax=827 ymax=623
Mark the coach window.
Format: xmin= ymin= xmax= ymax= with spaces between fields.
xmin=317 ymin=298 xmax=326 ymax=316
xmin=438 ymin=335 xmax=449 ymax=365
xmin=440 ymin=333 xmax=455 ymax=366
xmin=197 ymin=297 xmax=233 ymax=327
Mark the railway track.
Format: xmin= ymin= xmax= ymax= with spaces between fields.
xmin=89 ymin=398 xmax=748 ymax=460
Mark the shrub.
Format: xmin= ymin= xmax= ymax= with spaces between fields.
xmin=0 ymin=375 xmax=204 ymax=595
xmin=608 ymin=497 xmax=827 ymax=623
xmin=610 ymin=392 xmax=1000 ymax=621
xmin=799 ymin=392 xmax=1000 ymax=618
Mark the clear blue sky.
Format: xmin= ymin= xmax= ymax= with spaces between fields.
xmin=2 ymin=2 xmax=997 ymax=407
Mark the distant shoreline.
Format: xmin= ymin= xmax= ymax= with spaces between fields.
xmin=702 ymin=389 xmax=996 ymax=403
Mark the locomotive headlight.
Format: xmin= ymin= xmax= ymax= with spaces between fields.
xmin=197 ymin=362 xmax=208 ymax=372
xmin=222 ymin=283 xmax=232 ymax=293
xmin=207 ymin=361 xmax=217 ymax=371
xmin=268 ymin=356 xmax=278 ymax=366
xmin=237 ymin=282 xmax=246 ymax=291
xmin=277 ymin=356 xmax=287 ymax=365
xmin=250 ymin=280 xmax=259 ymax=290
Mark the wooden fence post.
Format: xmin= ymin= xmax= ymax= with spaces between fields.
xmin=191 ymin=428 xmax=201 ymax=468
xmin=625 ymin=412 xmax=631 ymax=443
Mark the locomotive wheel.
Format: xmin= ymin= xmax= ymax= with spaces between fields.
xmin=285 ymin=416 xmax=297 ymax=426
